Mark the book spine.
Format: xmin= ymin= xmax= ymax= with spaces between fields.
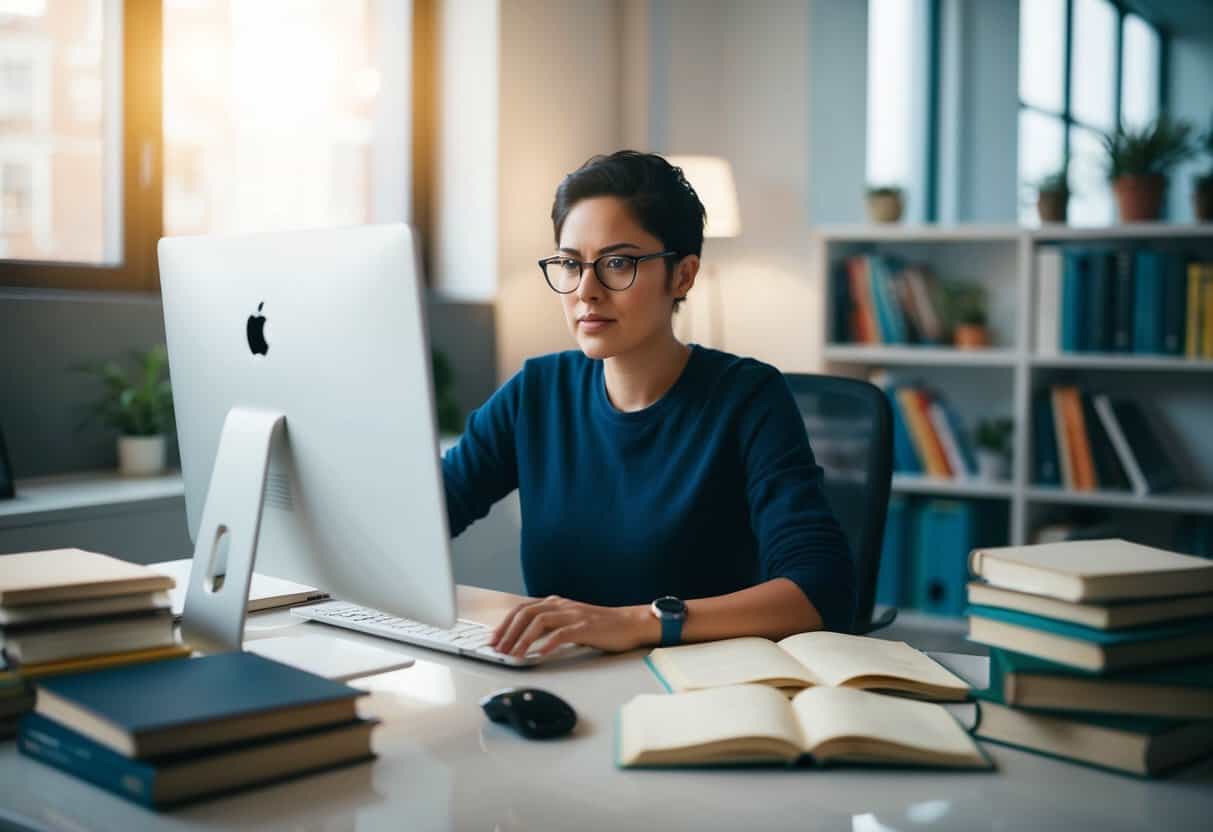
xmin=847 ymin=258 xmax=878 ymax=344
xmin=912 ymin=390 xmax=953 ymax=477
xmin=887 ymin=387 xmax=924 ymax=474
xmin=1033 ymin=393 xmax=1062 ymax=486
xmin=1086 ymin=251 xmax=1112 ymax=353
xmin=1036 ymin=248 xmax=1063 ymax=356
xmin=928 ymin=402 xmax=968 ymax=480
xmin=1132 ymin=250 xmax=1162 ymax=354
xmin=897 ymin=388 xmax=948 ymax=478
xmin=1111 ymin=248 xmax=1134 ymax=352
xmin=1051 ymin=386 xmax=1075 ymax=490
xmin=1062 ymin=387 xmax=1097 ymax=491
xmin=1203 ymin=267 xmax=1213 ymax=358
xmin=1187 ymin=263 xmax=1202 ymax=358
xmin=18 ymin=714 xmax=157 ymax=808
xmin=1093 ymin=395 xmax=1148 ymax=496
xmin=941 ymin=399 xmax=978 ymax=476
xmin=1061 ymin=250 xmax=1087 ymax=353
xmin=1161 ymin=253 xmax=1186 ymax=355
xmin=876 ymin=496 xmax=909 ymax=607
xmin=832 ymin=261 xmax=852 ymax=342
xmin=905 ymin=268 xmax=943 ymax=344
xmin=913 ymin=501 xmax=970 ymax=616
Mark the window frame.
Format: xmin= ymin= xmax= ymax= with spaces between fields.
xmin=1017 ymin=0 xmax=1166 ymax=200
xmin=0 ymin=0 xmax=162 ymax=293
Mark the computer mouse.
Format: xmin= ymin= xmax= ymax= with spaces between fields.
xmin=479 ymin=687 xmax=578 ymax=740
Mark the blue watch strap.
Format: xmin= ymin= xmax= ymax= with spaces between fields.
xmin=660 ymin=614 xmax=684 ymax=647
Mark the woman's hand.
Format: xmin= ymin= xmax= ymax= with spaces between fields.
xmin=489 ymin=595 xmax=656 ymax=657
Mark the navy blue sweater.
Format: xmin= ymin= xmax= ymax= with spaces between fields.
xmin=441 ymin=345 xmax=856 ymax=633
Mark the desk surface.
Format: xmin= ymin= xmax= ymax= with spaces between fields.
xmin=2 ymin=586 xmax=1211 ymax=831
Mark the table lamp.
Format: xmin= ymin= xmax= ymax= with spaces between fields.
xmin=666 ymin=155 xmax=740 ymax=347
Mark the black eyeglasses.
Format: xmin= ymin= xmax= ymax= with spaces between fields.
xmin=537 ymin=251 xmax=678 ymax=294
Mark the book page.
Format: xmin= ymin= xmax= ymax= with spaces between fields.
xmin=620 ymin=684 xmax=803 ymax=766
xmin=776 ymin=632 xmax=968 ymax=696
xmin=648 ymin=637 xmax=822 ymax=692
xmin=790 ymin=687 xmax=981 ymax=764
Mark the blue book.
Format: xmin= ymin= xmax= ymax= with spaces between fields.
xmin=868 ymin=257 xmax=908 ymax=344
xmin=18 ymin=711 xmax=375 ymax=809
xmin=912 ymin=501 xmax=973 ymax=616
xmin=1085 ymin=250 xmax=1113 ymax=352
xmin=1132 ymin=249 xmax=1164 ymax=354
xmin=940 ymin=399 xmax=977 ymax=476
xmin=1110 ymin=249 xmax=1135 ymax=352
xmin=886 ymin=387 xmax=923 ymax=474
xmin=1032 ymin=393 xmax=1061 ymax=486
xmin=33 ymin=651 xmax=364 ymax=758
xmin=1061 ymin=250 xmax=1089 ymax=352
xmin=967 ymin=605 xmax=1213 ymax=672
xmin=876 ymin=495 xmax=909 ymax=607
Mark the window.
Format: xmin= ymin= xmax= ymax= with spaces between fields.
xmin=1 ymin=0 xmax=413 ymax=292
xmin=1017 ymin=0 xmax=1165 ymax=226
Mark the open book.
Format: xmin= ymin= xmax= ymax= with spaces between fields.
xmin=618 ymin=685 xmax=991 ymax=769
xmin=645 ymin=632 xmax=970 ymax=701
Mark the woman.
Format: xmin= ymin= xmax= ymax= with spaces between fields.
xmin=442 ymin=150 xmax=854 ymax=658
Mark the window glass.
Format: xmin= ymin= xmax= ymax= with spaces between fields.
xmin=1018 ymin=0 xmax=1067 ymax=114
xmin=0 ymin=0 xmax=120 ymax=263
xmin=1070 ymin=0 xmax=1117 ymax=132
xmin=162 ymin=0 xmax=408 ymax=236
xmin=1018 ymin=110 xmax=1066 ymax=225
xmin=1121 ymin=14 xmax=1160 ymax=131
xmin=1068 ymin=124 xmax=1115 ymax=226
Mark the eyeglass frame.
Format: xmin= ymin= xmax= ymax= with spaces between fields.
xmin=536 ymin=250 xmax=680 ymax=294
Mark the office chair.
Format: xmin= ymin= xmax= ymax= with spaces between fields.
xmin=784 ymin=373 xmax=894 ymax=635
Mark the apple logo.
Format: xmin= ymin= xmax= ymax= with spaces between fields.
xmin=247 ymin=301 xmax=269 ymax=356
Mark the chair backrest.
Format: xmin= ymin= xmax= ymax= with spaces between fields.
xmin=784 ymin=373 xmax=893 ymax=634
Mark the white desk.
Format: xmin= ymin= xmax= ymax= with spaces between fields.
xmin=1 ymin=586 xmax=1211 ymax=831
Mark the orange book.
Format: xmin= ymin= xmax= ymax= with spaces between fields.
xmin=1058 ymin=387 xmax=1096 ymax=491
xmin=847 ymin=257 xmax=881 ymax=344
xmin=897 ymin=389 xmax=952 ymax=478
xmin=1050 ymin=386 xmax=1075 ymax=490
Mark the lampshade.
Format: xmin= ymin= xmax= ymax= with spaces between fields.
xmin=667 ymin=155 xmax=741 ymax=239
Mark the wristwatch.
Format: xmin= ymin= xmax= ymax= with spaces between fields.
xmin=650 ymin=596 xmax=688 ymax=647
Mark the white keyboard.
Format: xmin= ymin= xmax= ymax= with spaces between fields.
xmin=290 ymin=601 xmax=596 ymax=667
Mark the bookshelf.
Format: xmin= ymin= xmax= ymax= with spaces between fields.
xmin=814 ymin=224 xmax=1213 ymax=553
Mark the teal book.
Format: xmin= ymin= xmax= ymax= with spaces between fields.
xmin=1132 ymin=249 xmax=1164 ymax=354
xmin=983 ymin=648 xmax=1213 ymax=719
xmin=885 ymin=385 xmax=923 ymax=474
xmin=33 ymin=651 xmax=365 ymax=758
xmin=913 ymin=501 xmax=973 ymax=616
xmin=1061 ymin=249 xmax=1089 ymax=352
xmin=876 ymin=495 xmax=909 ymax=607
xmin=1085 ymin=250 xmax=1114 ymax=352
xmin=1111 ymin=248 xmax=1135 ymax=352
xmin=967 ymin=605 xmax=1213 ymax=672
xmin=18 ymin=711 xmax=375 ymax=809
xmin=973 ymin=693 xmax=1213 ymax=778
xmin=868 ymin=256 xmax=906 ymax=344
xmin=1032 ymin=392 xmax=1061 ymax=486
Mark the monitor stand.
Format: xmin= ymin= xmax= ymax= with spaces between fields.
xmin=180 ymin=407 xmax=285 ymax=654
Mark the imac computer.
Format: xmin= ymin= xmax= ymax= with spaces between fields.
xmin=158 ymin=224 xmax=457 ymax=653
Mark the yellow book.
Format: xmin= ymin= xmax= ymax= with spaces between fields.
xmin=618 ymin=684 xmax=990 ymax=769
xmin=1186 ymin=264 xmax=1203 ymax=358
xmin=1 ymin=644 xmax=191 ymax=684
xmin=645 ymin=631 xmax=970 ymax=702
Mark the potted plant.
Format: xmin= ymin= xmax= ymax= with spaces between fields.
xmin=78 ymin=346 xmax=175 ymax=477
xmin=865 ymin=185 xmax=904 ymax=224
xmin=1194 ymin=115 xmax=1213 ymax=222
xmin=1101 ymin=115 xmax=1195 ymax=222
xmin=1035 ymin=169 xmax=1069 ymax=223
xmin=975 ymin=418 xmax=1013 ymax=482
xmin=946 ymin=284 xmax=990 ymax=349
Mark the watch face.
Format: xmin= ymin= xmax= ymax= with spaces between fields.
xmin=654 ymin=597 xmax=685 ymax=615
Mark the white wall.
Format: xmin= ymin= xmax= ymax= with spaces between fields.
xmin=1166 ymin=32 xmax=1213 ymax=221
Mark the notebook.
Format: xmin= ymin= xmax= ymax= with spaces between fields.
xmin=645 ymin=631 xmax=970 ymax=701
xmin=1 ymin=610 xmax=176 ymax=665
xmin=0 ymin=549 xmax=174 ymax=606
xmin=967 ymin=539 xmax=1213 ymax=602
xmin=149 ymin=559 xmax=329 ymax=619
xmin=966 ymin=605 xmax=1213 ymax=672
xmin=618 ymin=684 xmax=991 ymax=769
xmin=19 ymin=712 xmax=376 ymax=808
xmin=33 ymin=651 xmax=365 ymax=758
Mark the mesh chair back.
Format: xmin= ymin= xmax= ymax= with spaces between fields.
xmin=784 ymin=374 xmax=893 ymax=634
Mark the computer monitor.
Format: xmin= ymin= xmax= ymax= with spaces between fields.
xmin=158 ymin=224 xmax=456 ymax=653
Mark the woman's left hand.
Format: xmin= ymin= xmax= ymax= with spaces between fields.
xmin=489 ymin=595 xmax=655 ymax=657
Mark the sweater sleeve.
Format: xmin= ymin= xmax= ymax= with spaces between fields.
xmin=737 ymin=370 xmax=856 ymax=633
xmin=441 ymin=370 xmax=523 ymax=538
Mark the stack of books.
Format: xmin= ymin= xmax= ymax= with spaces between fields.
xmin=965 ymin=538 xmax=1213 ymax=777
xmin=18 ymin=651 xmax=375 ymax=808
xmin=1036 ymin=247 xmax=1213 ymax=358
xmin=0 ymin=549 xmax=190 ymax=734
xmin=872 ymin=374 xmax=978 ymax=481
xmin=832 ymin=255 xmax=947 ymax=345
xmin=1033 ymin=388 xmax=1179 ymax=495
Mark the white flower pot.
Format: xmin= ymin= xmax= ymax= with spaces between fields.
xmin=118 ymin=435 xmax=167 ymax=477
xmin=976 ymin=449 xmax=1007 ymax=482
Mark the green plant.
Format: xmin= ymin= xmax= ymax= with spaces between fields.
xmin=432 ymin=347 xmax=463 ymax=435
xmin=944 ymin=283 xmax=987 ymax=328
xmin=77 ymin=346 xmax=174 ymax=437
xmin=1100 ymin=115 xmax=1196 ymax=181
xmin=976 ymin=418 xmax=1013 ymax=457
xmin=866 ymin=185 xmax=903 ymax=197
xmin=1035 ymin=169 xmax=1069 ymax=194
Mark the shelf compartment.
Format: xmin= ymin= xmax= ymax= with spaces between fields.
xmin=1025 ymin=487 xmax=1213 ymax=514
xmin=891 ymin=474 xmax=1014 ymax=499
xmin=824 ymin=345 xmax=1021 ymax=367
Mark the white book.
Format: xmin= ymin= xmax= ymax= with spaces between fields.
xmin=928 ymin=402 xmax=969 ymax=479
xmin=1036 ymin=248 xmax=1063 ymax=356
xmin=1092 ymin=394 xmax=1148 ymax=496
xmin=149 ymin=559 xmax=329 ymax=620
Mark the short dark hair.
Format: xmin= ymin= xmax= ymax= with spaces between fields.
xmin=551 ymin=151 xmax=706 ymax=307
